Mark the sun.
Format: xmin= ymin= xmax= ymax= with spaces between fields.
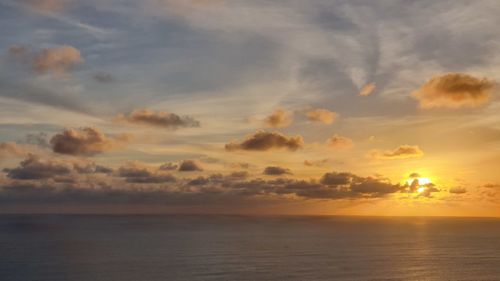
xmin=417 ymin=187 xmax=426 ymax=194
xmin=406 ymin=177 xmax=431 ymax=186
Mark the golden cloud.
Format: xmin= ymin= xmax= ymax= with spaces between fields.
xmin=412 ymin=73 xmax=495 ymax=109
xmin=305 ymin=108 xmax=337 ymax=124
xmin=370 ymin=145 xmax=424 ymax=160
xmin=359 ymin=83 xmax=376 ymax=96
xmin=225 ymin=131 xmax=304 ymax=152
xmin=264 ymin=109 xmax=292 ymax=128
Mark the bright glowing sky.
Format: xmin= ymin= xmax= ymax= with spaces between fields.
xmin=0 ymin=0 xmax=499 ymax=216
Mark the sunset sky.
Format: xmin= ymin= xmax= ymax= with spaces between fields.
xmin=1 ymin=0 xmax=499 ymax=216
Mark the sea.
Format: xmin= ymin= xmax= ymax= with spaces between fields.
xmin=1 ymin=215 xmax=499 ymax=281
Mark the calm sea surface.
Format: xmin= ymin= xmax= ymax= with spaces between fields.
xmin=1 ymin=215 xmax=500 ymax=281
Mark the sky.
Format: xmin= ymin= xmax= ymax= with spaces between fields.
xmin=0 ymin=0 xmax=499 ymax=216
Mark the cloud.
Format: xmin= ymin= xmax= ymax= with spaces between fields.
xmin=264 ymin=109 xmax=292 ymax=128
xmin=32 ymin=45 xmax=83 ymax=78
xmin=178 ymin=160 xmax=203 ymax=172
xmin=0 ymin=142 xmax=32 ymax=159
xmin=263 ymin=166 xmax=292 ymax=176
xmin=159 ymin=162 xmax=179 ymax=171
xmin=3 ymin=154 xmax=72 ymax=180
xmin=305 ymin=108 xmax=337 ymax=124
xmin=116 ymin=109 xmax=200 ymax=129
xmin=73 ymin=162 xmax=113 ymax=174
xmin=227 ymin=171 xmax=249 ymax=179
xmin=304 ymin=159 xmax=329 ymax=167
xmin=320 ymin=172 xmax=353 ymax=186
xmin=370 ymin=145 xmax=424 ymax=160
xmin=50 ymin=127 xmax=129 ymax=156
xmin=449 ymin=187 xmax=467 ymax=194
xmin=22 ymin=0 xmax=71 ymax=12
xmin=92 ymin=72 xmax=114 ymax=83
xmin=225 ymin=131 xmax=304 ymax=152
xmin=326 ymin=135 xmax=353 ymax=149
xmin=409 ymin=172 xmax=421 ymax=178
xmin=412 ymin=73 xmax=495 ymax=109
xmin=7 ymin=44 xmax=83 ymax=79
xmin=359 ymin=83 xmax=376 ymax=96
xmin=118 ymin=162 xmax=176 ymax=183
xmin=0 ymin=169 xmax=406 ymax=206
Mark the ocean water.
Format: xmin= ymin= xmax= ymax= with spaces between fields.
xmin=1 ymin=215 xmax=499 ymax=281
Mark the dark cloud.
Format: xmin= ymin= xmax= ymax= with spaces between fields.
xmin=320 ymin=172 xmax=353 ymax=186
xmin=449 ymin=187 xmax=467 ymax=194
xmin=370 ymin=145 xmax=424 ymax=160
xmin=0 ymin=167 xmax=421 ymax=207
xmin=409 ymin=172 xmax=421 ymax=178
xmin=159 ymin=162 xmax=179 ymax=171
xmin=412 ymin=73 xmax=495 ymax=109
xmin=93 ymin=72 xmax=114 ymax=83
xmin=50 ymin=127 xmax=129 ymax=156
xmin=116 ymin=109 xmax=200 ymax=129
xmin=225 ymin=131 xmax=304 ymax=152
xmin=263 ymin=166 xmax=292 ymax=176
xmin=118 ymin=162 xmax=176 ymax=183
xmin=178 ymin=160 xmax=203 ymax=172
xmin=3 ymin=154 xmax=71 ymax=180
xmin=264 ymin=109 xmax=292 ymax=128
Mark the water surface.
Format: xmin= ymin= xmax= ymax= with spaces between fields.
xmin=1 ymin=215 xmax=499 ymax=281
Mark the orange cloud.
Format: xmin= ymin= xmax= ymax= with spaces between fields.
xmin=33 ymin=45 xmax=83 ymax=77
xmin=225 ymin=131 xmax=304 ymax=152
xmin=449 ymin=187 xmax=467 ymax=194
xmin=264 ymin=109 xmax=292 ymax=128
xmin=116 ymin=109 xmax=200 ymax=129
xmin=0 ymin=142 xmax=32 ymax=159
xmin=50 ymin=127 xmax=129 ymax=156
xmin=370 ymin=145 xmax=424 ymax=160
xmin=412 ymin=73 xmax=495 ymax=109
xmin=305 ymin=108 xmax=337 ymax=124
xmin=326 ymin=134 xmax=353 ymax=149
xmin=359 ymin=83 xmax=376 ymax=96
